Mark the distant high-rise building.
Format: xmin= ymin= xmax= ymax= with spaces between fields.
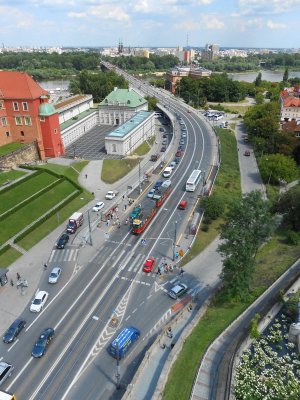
xmin=202 ymin=43 xmax=220 ymax=61
xmin=118 ymin=40 xmax=124 ymax=55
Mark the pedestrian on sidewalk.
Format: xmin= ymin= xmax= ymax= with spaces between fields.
xmin=44 ymin=263 xmax=48 ymax=270
xmin=179 ymin=268 xmax=184 ymax=277
xmin=10 ymin=279 xmax=14 ymax=287
xmin=16 ymin=272 xmax=21 ymax=280
xmin=85 ymin=174 xmax=88 ymax=179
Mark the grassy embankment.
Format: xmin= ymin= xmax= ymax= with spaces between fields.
xmin=102 ymin=158 xmax=142 ymax=184
xmin=163 ymin=129 xmax=300 ymax=399
xmin=0 ymin=161 xmax=91 ymax=266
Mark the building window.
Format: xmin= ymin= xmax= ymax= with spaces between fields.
xmin=15 ymin=116 xmax=22 ymax=125
xmin=6 ymin=131 xmax=10 ymax=137
xmin=20 ymin=131 xmax=25 ymax=136
xmin=54 ymin=128 xmax=57 ymax=134
xmin=40 ymin=116 xmax=45 ymax=122
xmin=13 ymin=102 xmax=19 ymax=111
xmin=1 ymin=117 xmax=7 ymax=126
xmin=24 ymin=116 xmax=32 ymax=126
xmin=0 ymin=101 xmax=3 ymax=110
xmin=112 ymin=144 xmax=117 ymax=152
xmin=22 ymin=102 xmax=28 ymax=111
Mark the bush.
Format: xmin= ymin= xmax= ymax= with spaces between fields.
xmin=201 ymin=224 xmax=209 ymax=232
xmin=286 ymin=230 xmax=300 ymax=245
xmin=201 ymin=193 xmax=225 ymax=220
xmin=203 ymin=216 xmax=212 ymax=225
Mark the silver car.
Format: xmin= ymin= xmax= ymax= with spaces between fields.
xmin=0 ymin=361 xmax=14 ymax=386
xmin=48 ymin=267 xmax=62 ymax=284
xmin=168 ymin=283 xmax=188 ymax=300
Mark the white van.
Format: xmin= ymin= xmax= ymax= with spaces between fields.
xmin=163 ymin=167 xmax=173 ymax=178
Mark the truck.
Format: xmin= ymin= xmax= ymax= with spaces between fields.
xmin=66 ymin=212 xmax=84 ymax=234
xmin=132 ymin=185 xmax=172 ymax=235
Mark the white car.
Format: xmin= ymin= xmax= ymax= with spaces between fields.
xmin=92 ymin=201 xmax=105 ymax=212
xmin=48 ymin=267 xmax=62 ymax=284
xmin=30 ymin=290 xmax=49 ymax=313
xmin=105 ymin=191 xmax=116 ymax=200
xmin=169 ymin=162 xmax=176 ymax=170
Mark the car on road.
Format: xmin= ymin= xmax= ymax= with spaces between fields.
xmin=181 ymin=132 xmax=187 ymax=138
xmin=178 ymin=146 xmax=184 ymax=151
xmin=160 ymin=146 xmax=166 ymax=152
xmin=147 ymin=188 xmax=156 ymax=198
xmin=178 ymin=200 xmax=188 ymax=210
xmin=3 ymin=319 xmax=26 ymax=343
xmin=159 ymin=127 xmax=165 ymax=132
xmin=105 ymin=191 xmax=116 ymax=200
xmin=244 ymin=150 xmax=251 ymax=156
xmin=0 ymin=361 xmax=14 ymax=386
xmin=32 ymin=328 xmax=55 ymax=358
xmin=48 ymin=267 xmax=62 ymax=284
xmin=56 ymin=233 xmax=69 ymax=249
xmin=174 ymin=157 xmax=180 ymax=164
xmin=30 ymin=290 xmax=49 ymax=313
xmin=181 ymin=126 xmax=187 ymax=131
xmin=179 ymin=120 xmax=184 ymax=125
xmin=169 ymin=161 xmax=176 ymax=170
xmin=179 ymin=139 xmax=185 ymax=145
xmin=92 ymin=201 xmax=105 ymax=212
xmin=153 ymin=180 xmax=163 ymax=190
xmin=162 ymin=179 xmax=171 ymax=188
xmin=143 ymin=257 xmax=155 ymax=273
xmin=168 ymin=283 xmax=188 ymax=299
xmin=162 ymin=134 xmax=167 ymax=138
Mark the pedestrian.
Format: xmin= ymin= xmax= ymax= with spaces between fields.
xmin=44 ymin=263 xmax=48 ymax=270
xmin=124 ymin=204 xmax=127 ymax=211
xmin=10 ymin=279 xmax=14 ymax=287
xmin=85 ymin=173 xmax=88 ymax=179
xmin=16 ymin=272 xmax=21 ymax=280
xmin=164 ymin=263 xmax=169 ymax=273
xmin=180 ymin=268 xmax=184 ymax=277
xmin=122 ymin=195 xmax=125 ymax=200
xmin=118 ymin=222 xmax=121 ymax=228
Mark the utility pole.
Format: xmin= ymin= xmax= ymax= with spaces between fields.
xmin=139 ymin=160 xmax=142 ymax=193
xmin=87 ymin=209 xmax=93 ymax=246
xmin=116 ymin=344 xmax=121 ymax=390
xmin=173 ymin=220 xmax=177 ymax=261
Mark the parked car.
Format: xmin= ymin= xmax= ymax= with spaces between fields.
xmin=147 ymin=188 xmax=156 ymax=198
xmin=0 ymin=361 xmax=14 ymax=386
xmin=181 ymin=132 xmax=187 ymax=138
xmin=30 ymin=290 xmax=49 ymax=313
xmin=48 ymin=267 xmax=62 ymax=284
xmin=143 ymin=257 xmax=155 ymax=273
xmin=168 ymin=283 xmax=188 ymax=300
xmin=160 ymin=146 xmax=166 ymax=152
xmin=3 ymin=319 xmax=26 ymax=343
xmin=176 ymin=150 xmax=182 ymax=157
xmin=150 ymin=154 xmax=158 ymax=162
xmin=56 ymin=233 xmax=69 ymax=249
xmin=92 ymin=201 xmax=105 ymax=212
xmin=162 ymin=179 xmax=171 ymax=188
xmin=169 ymin=161 xmax=176 ymax=170
xmin=159 ymin=127 xmax=165 ymax=132
xmin=32 ymin=328 xmax=55 ymax=358
xmin=174 ymin=157 xmax=181 ymax=164
xmin=153 ymin=180 xmax=163 ymax=190
xmin=179 ymin=139 xmax=185 ymax=145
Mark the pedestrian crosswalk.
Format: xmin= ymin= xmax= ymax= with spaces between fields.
xmin=49 ymin=247 xmax=79 ymax=263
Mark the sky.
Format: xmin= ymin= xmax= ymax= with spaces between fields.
xmin=1 ymin=0 xmax=300 ymax=49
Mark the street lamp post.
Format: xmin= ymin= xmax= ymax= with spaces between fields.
xmin=116 ymin=343 xmax=121 ymax=390
xmin=173 ymin=220 xmax=177 ymax=261
xmin=139 ymin=161 xmax=142 ymax=193
xmin=87 ymin=209 xmax=93 ymax=246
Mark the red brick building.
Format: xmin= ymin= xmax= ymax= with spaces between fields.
xmin=0 ymin=71 xmax=64 ymax=158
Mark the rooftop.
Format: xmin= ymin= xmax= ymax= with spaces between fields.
xmin=60 ymin=108 xmax=98 ymax=131
xmin=0 ymin=71 xmax=48 ymax=99
xmin=106 ymin=111 xmax=152 ymax=139
xmin=100 ymin=87 xmax=147 ymax=109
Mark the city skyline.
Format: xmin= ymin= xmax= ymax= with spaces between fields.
xmin=1 ymin=0 xmax=300 ymax=49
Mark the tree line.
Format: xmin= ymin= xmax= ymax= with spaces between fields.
xmin=103 ymin=54 xmax=179 ymax=72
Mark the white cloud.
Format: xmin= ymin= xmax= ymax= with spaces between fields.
xmin=201 ymin=15 xmax=225 ymax=29
xmin=0 ymin=5 xmax=34 ymax=28
xmin=238 ymin=0 xmax=300 ymax=15
xmin=68 ymin=4 xmax=130 ymax=22
xmin=176 ymin=21 xmax=200 ymax=31
xmin=266 ymin=20 xmax=287 ymax=29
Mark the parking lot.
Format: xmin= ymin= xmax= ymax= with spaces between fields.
xmin=65 ymin=125 xmax=122 ymax=160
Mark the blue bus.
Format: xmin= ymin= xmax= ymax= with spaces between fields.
xmin=109 ymin=326 xmax=140 ymax=359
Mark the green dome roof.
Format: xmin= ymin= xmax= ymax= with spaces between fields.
xmin=39 ymin=102 xmax=57 ymax=117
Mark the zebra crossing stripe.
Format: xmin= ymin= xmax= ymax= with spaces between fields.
xmin=49 ymin=250 xmax=55 ymax=263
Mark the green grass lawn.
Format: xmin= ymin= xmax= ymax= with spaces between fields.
xmin=0 ymin=180 xmax=77 ymax=246
xmin=0 ymin=247 xmax=22 ymax=267
xmin=38 ymin=160 xmax=89 ymax=184
xmin=0 ymin=169 xmax=28 ymax=186
xmin=0 ymin=171 xmax=57 ymax=215
xmin=101 ymin=158 xmax=142 ymax=184
xmin=0 ymin=142 xmax=24 ymax=157
xmin=132 ymin=141 xmax=150 ymax=156
xmin=18 ymin=194 xmax=90 ymax=250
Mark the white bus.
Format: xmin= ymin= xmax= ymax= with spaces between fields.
xmin=186 ymin=169 xmax=202 ymax=192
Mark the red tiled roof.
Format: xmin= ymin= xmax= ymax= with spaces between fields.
xmin=0 ymin=71 xmax=48 ymax=99
xmin=283 ymin=97 xmax=300 ymax=107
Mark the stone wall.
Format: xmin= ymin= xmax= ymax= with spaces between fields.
xmin=0 ymin=142 xmax=40 ymax=170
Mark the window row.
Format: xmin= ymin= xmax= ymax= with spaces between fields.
xmin=15 ymin=116 xmax=32 ymax=126
xmin=0 ymin=100 xmax=29 ymax=111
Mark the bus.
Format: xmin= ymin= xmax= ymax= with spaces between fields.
xmin=0 ymin=390 xmax=16 ymax=400
xmin=108 ymin=327 xmax=140 ymax=359
xmin=186 ymin=169 xmax=202 ymax=192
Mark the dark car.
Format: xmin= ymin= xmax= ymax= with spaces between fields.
xmin=153 ymin=180 xmax=163 ymax=190
xmin=32 ymin=328 xmax=55 ymax=358
xmin=56 ymin=233 xmax=69 ymax=249
xmin=3 ymin=319 xmax=26 ymax=343
xmin=160 ymin=146 xmax=166 ymax=152
xmin=174 ymin=157 xmax=180 ymax=164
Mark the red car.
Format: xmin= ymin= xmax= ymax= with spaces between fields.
xmin=175 ymin=150 xmax=182 ymax=157
xmin=143 ymin=257 xmax=155 ymax=273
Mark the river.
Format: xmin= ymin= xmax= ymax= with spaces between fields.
xmin=229 ymin=70 xmax=300 ymax=83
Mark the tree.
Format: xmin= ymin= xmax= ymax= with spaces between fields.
xmin=254 ymin=72 xmax=262 ymax=87
xmin=255 ymin=93 xmax=264 ymax=104
xmin=145 ymin=96 xmax=158 ymax=110
xmin=275 ymin=186 xmax=300 ymax=231
xmin=201 ymin=193 xmax=225 ymax=220
xmin=218 ymin=191 xmax=273 ymax=300
xmin=282 ymin=67 xmax=289 ymax=83
xmin=259 ymin=154 xmax=298 ymax=184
